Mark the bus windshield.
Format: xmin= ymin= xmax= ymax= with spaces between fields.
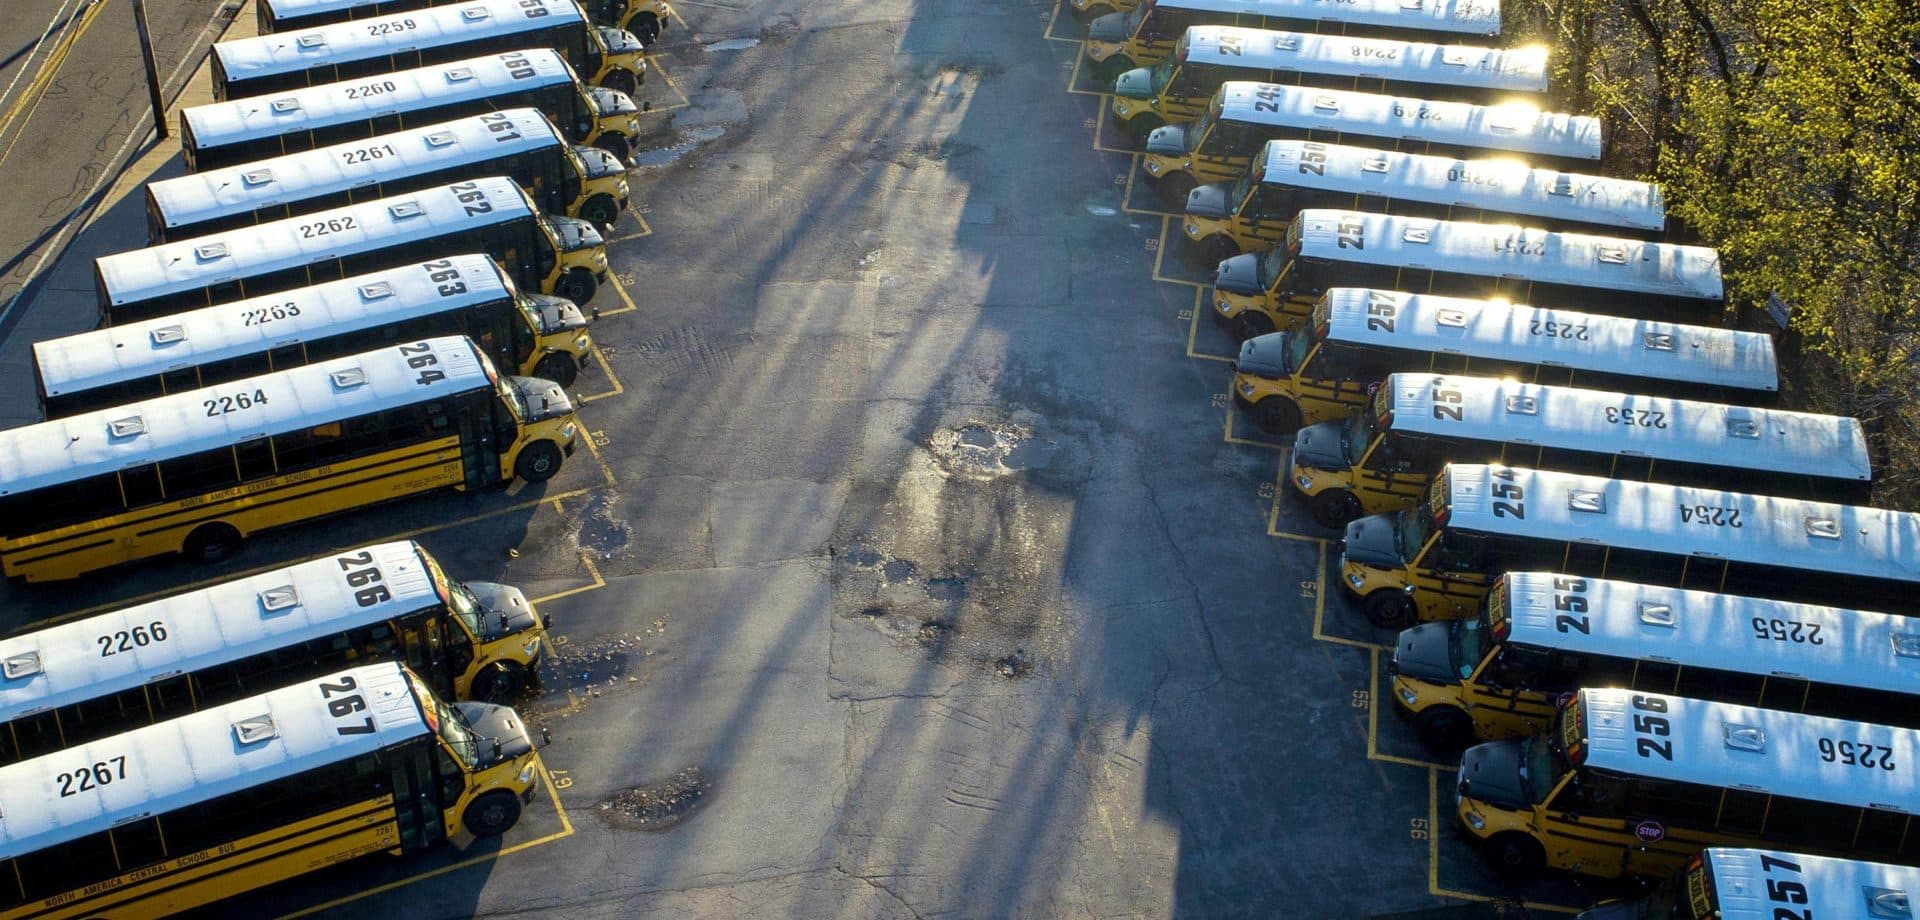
xmin=1449 ymin=614 xmax=1491 ymax=679
xmin=436 ymin=695 xmax=481 ymax=768
xmin=1281 ymin=328 xmax=1314 ymax=376
xmin=498 ymin=378 xmax=529 ymax=419
xmin=447 ymin=580 xmax=486 ymax=636
xmin=1393 ymin=507 xmax=1430 ymax=562
xmin=1255 ymin=249 xmax=1286 ymax=288
xmin=1123 ymin=0 xmax=1152 ymax=34
xmin=1341 ymin=410 xmax=1378 ymax=466
xmin=1149 ymin=56 xmax=1178 ymax=94
xmin=1521 ymin=735 xmax=1568 ymax=806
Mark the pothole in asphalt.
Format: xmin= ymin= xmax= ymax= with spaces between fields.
xmin=600 ymin=767 xmax=711 ymax=831
xmin=574 ymin=493 xmax=631 ymax=561
xmin=995 ymin=649 xmax=1033 ymax=680
xmin=928 ymin=421 xmax=1058 ymax=480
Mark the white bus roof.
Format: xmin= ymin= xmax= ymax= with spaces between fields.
xmin=0 ymin=336 xmax=493 ymax=496
xmin=1145 ymin=0 xmax=1499 ymax=37
xmin=263 ymin=0 xmax=411 ymax=19
xmin=1497 ymin=572 xmax=1916 ymax=696
xmin=150 ymin=108 xmax=564 ymax=232
xmin=37 ymin=255 xmax=512 ymax=401
xmin=1294 ymin=209 xmax=1722 ymax=299
xmin=216 ymin=0 xmax=586 ymax=88
xmin=1257 ymin=140 xmax=1664 ymax=232
xmin=1575 ymin=688 xmax=1920 ymax=812
xmin=1381 ymin=374 xmax=1866 ymax=480
xmin=1182 ymin=27 xmax=1546 ymax=95
xmin=1317 ymin=289 xmax=1776 ymax=393
xmin=0 ymin=542 xmax=444 ymax=722
xmin=182 ymin=49 xmax=576 ymax=150
xmin=1697 ymin=848 xmax=1920 ymax=919
xmin=1214 ymin=82 xmax=1599 ymax=162
xmin=98 ymin=177 xmax=534 ymax=306
xmin=0 ymin=662 xmax=426 ymax=860
xmin=1436 ymin=464 xmax=1920 ymax=585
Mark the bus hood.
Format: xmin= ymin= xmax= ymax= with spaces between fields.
xmin=1213 ymin=252 xmax=1261 ymax=294
xmin=1085 ymin=11 xmax=1129 ymax=42
xmin=1144 ymin=124 xmax=1187 ymax=156
xmin=1185 ymin=182 xmax=1230 ymax=219
xmin=1391 ymin=622 xmax=1455 ymax=685
xmin=508 ymin=375 xmax=576 ymax=421
xmin=465 ymin=581 xmax=545 ymax=639
xmin=588 ymin=86 xmax=639 ymax=116
xmin=1291 ymin=421 xmax=1345 ymax=472
xmin=1457 ymin=739 xmax=1529 ymax=811
xmin=572 ymin=145 xmax=626 ymax=180
xmin=549 ymin=216 xmax=605 ymax=253
xmin=598 ymin=26 xmax=647 ymax=57
xmin=1114 ymin=66 xmax=1154 ymax=100
xmin=452 ymin=701 xmax=535 ymax=767
xmin=1341 ymin=512 xmax=1401 ymax=568
xmin=527 ymin=293 xmax=589 ymax=334
xmin=1234 ymin=333 xmax=1288 ymax=378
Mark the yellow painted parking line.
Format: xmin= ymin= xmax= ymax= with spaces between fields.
xmin=278 ymin=759 xmax=577 ymax=919
xmin=641 ymin=59 xmax=692 ymax=115
xmin=1222 ymin=411 xmax=1286 ymax=449
xmin=598 ymin=272 xmax=642 ymax=319
xmin=577 ymin=342 xmax=627 ymax=405
xmin=1090 ymin=104 xmax=1140 ymax=154
xmin=529 ymin=552 xmax=608 ymax=606
xmin=0 ymin=0 xmax=113 ymax=170
xmin=607 ymin=204 xmax=654 ymax=243
xmin=1423 ymin=769 xmax=1578 ymax=912
xmin=1366 ymin=649 xmax=1454 ymax=770
xmin=1308 ymin=543 xmax=1388 ymax=650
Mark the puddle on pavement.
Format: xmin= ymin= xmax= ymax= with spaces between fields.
xmin=1085 ymin=203 xmax=1118 ymax=217
xmin=928 ymin=422 xmax=1059 ymax=480
xmin=600 ymin=767 xmax=711 ymax=831
xmin=703 ymin=37 xmax=760 ymax=51
xmin=633 ymin=125 xmax=728 ymax=169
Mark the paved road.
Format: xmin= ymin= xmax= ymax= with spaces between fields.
xmin=0 ymin=0 xmax=1624 ymax=916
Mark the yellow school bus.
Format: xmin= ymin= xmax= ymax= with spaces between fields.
xmin=0 ymin=336 xmax=579 ymax=583
xmin=1457 ymin=689 xmax=1920 ymax=880
xmin=0 ymin=661 xmax=540 ymax=918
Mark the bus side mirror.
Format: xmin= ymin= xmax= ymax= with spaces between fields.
xmin=539 ymin=726 xmax=553 ymax=748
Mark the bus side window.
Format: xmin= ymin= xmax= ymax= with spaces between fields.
xmin=7 ymin=711 xmax=62 ymax=763
xmin=235 ymin=436 xmax=277 ymax=480
xmin=1630 ymin=660 xmax=1680 ymax=694
xmin=360 ymin=621 xmax=400 ymax=658
xmin=1549 ymin=773 xmax=1623 ymax=819
xmin=1580 ymin=653 xmax=1635 ymax=689
xmin=1431 ymin=532 xmax=1484 ymax=572
xmin=146 ymin=673 xmax=196 ymax=720
xmin=1601 ymin=547 xmax=1686 ymax=586
xmin=1674 ymin=666 xmax=1764 ymax=705
xmin=109 ymin=816 xmax=167 ymax=874
xmin=1626 ymin=778 xmax=1717 ymax=827
xmin=435 ymin=746 xmax=466 ymax=804
xmin=157 ymin=447 xmax=242 ymax=499
xmin=116 ymin=463 xmax=159 ymax=509
xmin=1857 ymin=808 xmax=1913 ymax=859
xmin=1765 ymin=797 xmax=1855 ymax=851
xmin=12 ymin=834 xmax=115 ymax=902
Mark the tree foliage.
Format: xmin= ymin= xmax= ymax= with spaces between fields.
xmin=1510 ymin=0 xmax=1920 ymax=502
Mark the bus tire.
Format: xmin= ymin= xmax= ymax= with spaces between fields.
xmin=558 ymin=269 xmax=598 ymax=306
xmin=183 ymin=523 xmax=242 ymax=566
xmin=1308 ymin=489 xmax=1363 ymax=529
xmin=471 ymin=661 xmax=526 ymax=704
xmin=1362 ymin=590 xmax=1416 ymax=629
xmin=1118 ymin=113 xmax=1162 ymax=143
xmin=1483 ymin=832 xmax=1545 ymax=877
xmin=516 ymin=442 xmax=564 ymax=483
xmin=535 ymin=353 xmax=579 ymax=388
xmin=1156 ymin=172 xmax=1196 ymax=206
xmin=1233 ymin=311 xmax=1274 ymax=342
xmin=581 ymin=195 xmax=621 ymax=235
xmin=1413 ymin=706 xmax=1473 ymax=750
xmin=464 ymin=790 xmax=523 ymax=838
xmin=1251 ymin=397 xmax=1300 ymax=434
xmin=605 ymin=69 xmax=637 ymax=99
xmin=629 ymin=13 xmax=660 ymax=44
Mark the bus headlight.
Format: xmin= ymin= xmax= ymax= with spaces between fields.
xmin=1114 ymin=101 xmax=1130 ymax=117
xmin=1237 ymin=379 xmax=1255 ymax=398
xmin=575 ymin=333 xmax=591 ymax=352
xmin=523 ymin=635 xmax=542 ymax=657
xmin=1144 ymin=159 xmax=1163 ymax=176
xmin=1294 ymin=472 xmax=1314 ymax=490
xmin=1347 ymin=571 xmax=1366 ymax=589
xmin=1215 ymin=298 xmax=1234 ymax=315
xmin=617 ymin=179 xmax=630 ymax=197
xmin=1463 ymin=811 xmax=1485 ymax=831
xmin=518 ymin=762 xmax=537 ymax=786
xmin=595 ymin=251 xmax=608 ymax=267
xmin=1184 ymin=220 xmax=1198 ymax=236
xmin=561 ymin=422 xmax=579 ymax=443
xmin=626 ymin=118 xmax=640 ymax=133
xmin=1397 ymin=685 xmax=1418 ymax=706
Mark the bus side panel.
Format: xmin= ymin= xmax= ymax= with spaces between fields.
xmin=0 ymin=437 xmax=467 ymax=583
xmin=21 ymin=799 xmax=401 ymax=920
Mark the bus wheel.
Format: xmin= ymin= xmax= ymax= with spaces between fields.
xmin=1413 ymin=706 xmax=1473 ymax=750
xmin=1362 ymin=590 xmax=1416 ymax=629
xmin=581 ymin=195 xmax=621 ymax=235
xmin=1156 ymin=172 xmax=1196 ymax=206
xmin=1308 ymin=489 xmax=1363 ymax=529
xmin=516 ymin=442 xmax=564 ymax=483
xmin=183 ymin=524 xmax=242 ymax=566
xmin=1118 ymin=113 xmax=1162 ymax=143
xmin=1483 ymin=832 xmax=1545 ymax=877
xmin=464 ymin=790 xmax=523 ymax=838
xmin=471 ymin=662 xmax=527 ymax=704
xmin=558 ymin=269 xmax=598 ymax=306
xmin=1251 ymin=397 xmax=1300 ymax=434
xmin=1233 ymin=311 xmax=1275 ymax=342
xmin=605 ymin=69 xmax=637 ymax=99
xmin=630 ymin=13 xmax=660 ymax=45
xmin=535 ymin=353 xmax=579 ymax=388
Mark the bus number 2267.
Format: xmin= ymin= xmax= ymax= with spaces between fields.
xmin=319 ymin=675 xmax=376 ymax=736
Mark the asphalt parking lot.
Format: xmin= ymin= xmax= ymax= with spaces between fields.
xmin=0 ymin=0 xmax=1639 ymax=915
